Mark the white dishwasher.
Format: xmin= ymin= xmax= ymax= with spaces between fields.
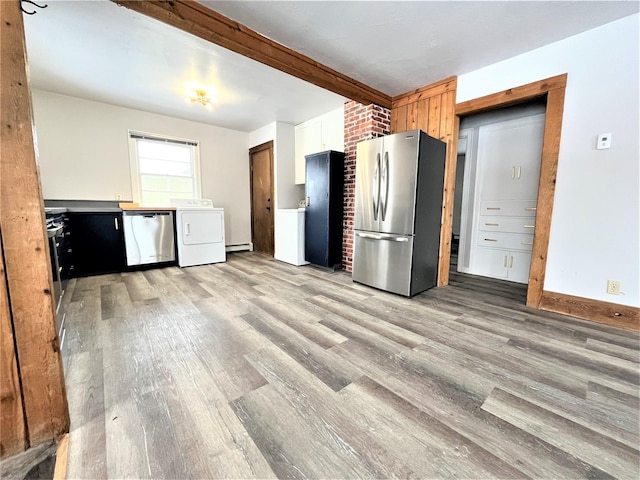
xmin=171 ymin=199 xmax=226 ymax=267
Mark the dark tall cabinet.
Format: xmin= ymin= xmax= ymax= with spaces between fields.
xmin=305 ymin=150 xmax=344 ymax=269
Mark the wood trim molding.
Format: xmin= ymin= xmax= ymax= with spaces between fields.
xmin=437 ymin=112 xmax=459 ymax=286
xmin=540 ymin=291 xmax=639 ymax=331
xmin=526 ymin=87 xmax=565 ymax=307
xmin=392 ymin=76 xmax=457 ymax=108
xmin=112 ymin=0 xmax=392 ymax=108
xmin=456 ymin=73 xmax=567 ymax=115
xmin=454 ymin=74 xmax=567 ymax=309
xmin=1 ymin=0 xmax=69 ymax=447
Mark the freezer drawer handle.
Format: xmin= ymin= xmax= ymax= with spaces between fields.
xmin=355 ymin=232 xmax=408 ymax=242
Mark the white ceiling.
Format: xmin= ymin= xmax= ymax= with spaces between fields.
xmin=23 ymin=1 xmax=638 ymax=133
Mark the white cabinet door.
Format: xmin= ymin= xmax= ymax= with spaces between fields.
xmin=294 ymin=121 xmax=322 ymax=184
xmin=470 ymin=247 xmax=531 ymax=283
xmin=508 ymin=251 xmax=532 ymax=284
xmin=477 ymin=114 xmax=544 ymax=201
xmin=471 ymin=247 xmax=509 ymax=279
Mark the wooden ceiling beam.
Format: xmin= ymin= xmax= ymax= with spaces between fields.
xmin=111 ymin=0 xmax=392 ymax=108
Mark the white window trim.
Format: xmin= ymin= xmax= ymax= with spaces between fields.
xmin=127 ymin=130 xmax=202 ymax=204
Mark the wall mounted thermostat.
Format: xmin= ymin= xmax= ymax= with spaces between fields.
xmin=596 ymin=133 xmax=612 ymax=150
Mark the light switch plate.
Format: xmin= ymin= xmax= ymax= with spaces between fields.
xmin=597 ymin=133 xmax=612 ymax=150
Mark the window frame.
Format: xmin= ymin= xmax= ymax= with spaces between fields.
xmin=128 ymin=130 xmax=202 ymax=205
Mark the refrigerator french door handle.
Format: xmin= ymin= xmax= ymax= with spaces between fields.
xmin=381 ymin=152 xmax=390 ymax=221
xmin=373 ymin=153 xmax=381 ymax=220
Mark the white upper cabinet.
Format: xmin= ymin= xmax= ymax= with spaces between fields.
xmin=294 ymin=106 xmax=344 ymax=184
xmin=477 ymin=115 xmax=544 ymax=202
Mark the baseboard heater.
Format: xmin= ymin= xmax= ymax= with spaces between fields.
xmin=225 ymin=243 xmax=253 ymax=252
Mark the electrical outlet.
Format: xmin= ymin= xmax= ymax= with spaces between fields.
xmin=116 ymin=193 xmax=122 ymax=201
xmin=607 ymin=280 xmax=621 ymax=295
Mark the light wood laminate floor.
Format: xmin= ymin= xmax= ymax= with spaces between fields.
xmin=61 ymin=252 xmax=639 ymax=479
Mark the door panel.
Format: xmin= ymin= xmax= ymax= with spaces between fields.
xmin=250 ymin=143 xmax=274 ymax=255
xmin=182 ymin=211 xmax=223 ymax=245
xmin=352 ymin=232 xmax=414 ymax=296
xmin=379 ymin=131 xmax=420 ymax=235
xmin=304 ymin=153 xmax=329 ymax=266
xmin=354 ymin=137 xmax=383 ymax=232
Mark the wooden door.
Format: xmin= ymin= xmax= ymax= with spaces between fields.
xmin=249 ymin=142 xmax=274 ymax=255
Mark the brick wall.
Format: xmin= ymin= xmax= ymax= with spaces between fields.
xmin=342 ymin=101 xmax=391 ymax=272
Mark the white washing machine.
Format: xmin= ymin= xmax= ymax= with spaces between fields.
xmin=171 ymin=199 xmax=226 ymax=267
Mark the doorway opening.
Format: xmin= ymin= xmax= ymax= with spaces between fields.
xmin=451 ymin=102 xmax=546 ymax=301
xmin=444 ymin=74 xmax=567 ymax=308
xmin=249 ymin=141 xmax=275 ymax=256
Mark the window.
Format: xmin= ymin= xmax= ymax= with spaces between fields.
xmin=128 ymin=131 xmax=201 ymax=206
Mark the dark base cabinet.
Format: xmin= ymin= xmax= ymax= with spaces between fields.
xmin=304 ymin=150 xmax=344 ymax=269
xmin=65 ymin=212 xmax=126 ymax=277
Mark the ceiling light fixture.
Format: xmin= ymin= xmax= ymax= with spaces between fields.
xmin=184 ymin=85 xmax=217 ymax=110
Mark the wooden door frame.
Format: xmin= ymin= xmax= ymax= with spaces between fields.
xmin=249 ymin=141 xmax=275 ymax=255
xmin=450 ymin=74 xmax=568 ymax=308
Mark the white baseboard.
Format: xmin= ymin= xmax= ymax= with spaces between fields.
xmin=225 ymin=243 xmax=253 ymax=252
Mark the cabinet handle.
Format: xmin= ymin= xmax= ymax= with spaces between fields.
xmin=525 ymin=207 xmax=537 ymax=211
xmin=523 ymin=224 xmax=535 ymax=229
xmin=511 ymin=167 xmax=515 ymax=179
xmin=484 ymin=223 xmax=499 ymax=226
xmin=486 ymin=207 xmax=501 ymax=211
xmin=503 ymin=255 xmax=507 ymax=267
xmin=517 ymin=166 xmax=522 ymax=179
xmin=186 ymin=223 xmax=191 ymax=236
xmin=114 ymin=218 xmax=119 ymax=230
xmin=484 ymin=238 xmax=498 ymax=242
xmin=509 ymin=256 xmax=514 ymax=268
xmin=521 ymin=241 xmax=533 ymax=245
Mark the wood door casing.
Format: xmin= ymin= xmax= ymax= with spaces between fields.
xmin=249 ymin=141 xmax=274 ymax=255
xmin=455 ymin=74 xmax=567 ymax=308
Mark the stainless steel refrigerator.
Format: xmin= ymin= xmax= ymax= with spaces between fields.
xmin=353 ymin=130 xmax=446 ymax=296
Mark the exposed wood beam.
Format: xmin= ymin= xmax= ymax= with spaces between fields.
xmin=111 ymin=0 xmax=392 ymax=108
xmin=1 ymin=0 xmax=69 ymax=447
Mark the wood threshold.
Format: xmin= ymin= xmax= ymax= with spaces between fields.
xmin=452 ymin=74 xmax=568 ymax=310
xmin=540 ymin=291 xmax=639 ymax=331
xmin=111 ymin=0 xmax=391 ymax=108
xmin=53 ymin=434 xmax=69 ymax=480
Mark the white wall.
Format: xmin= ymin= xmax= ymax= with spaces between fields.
xmin=249 ymin=121 xmax=303 ymax=210
xmin=32 ymin=90 xmax=251 ymax=246
xmin=457 ymin=14 xmax=639 ymax=307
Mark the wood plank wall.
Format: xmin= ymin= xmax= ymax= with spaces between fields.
xmin=0 ymin=1 xmax=69 ymax=458
xmin=390 ymin=76 xmax=458 ymax=286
